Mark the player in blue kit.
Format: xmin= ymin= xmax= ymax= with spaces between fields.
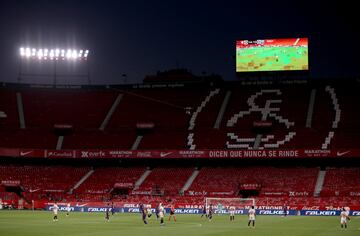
xmin=111 ymin=202 xmax=115 ymax=215
xmin=155 ymin=203 xmax=160 ymax=220
xmin=283 ymin=204 xmax=288 ymax=217
xmin=139 ymin=203 xmax=148 ymax=224
xmin=208 ymin=204 xmax=213 ymax=221
xmin=105 ymin=203 xmax=110 ymax=222
xmin=201 ymin=205 xmax=207 ymax=218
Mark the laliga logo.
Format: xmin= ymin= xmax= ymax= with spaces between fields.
xmin=226 ymin=90 xmax=295 ymax=149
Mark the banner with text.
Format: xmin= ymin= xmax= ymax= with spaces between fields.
xmin=1 ymin=148 xmax=359 ymax=159
xmin=44 ymin=203 xmax=360 ymax=216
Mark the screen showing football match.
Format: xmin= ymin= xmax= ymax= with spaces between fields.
xmin=236 ymin=38 xmax=308 ymax=72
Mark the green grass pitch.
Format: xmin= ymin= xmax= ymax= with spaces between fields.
xmin=236 ymin=46 xmax=308 ymax=72
xmin=0 ymin=211 xmax=359 ymax=236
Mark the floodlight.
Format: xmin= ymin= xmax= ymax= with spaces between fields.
xmin=84 ymin=50 xmax=89 ymax=58
xmin=72 ymin=50 xmax=77 ymax=59
xmin=49 ymin=49 xmax=55 ymax=58
xmin=18 ymin=47 xmax=91 ymax=85
xmin=66 ymin=49 xmax=72 ymax=59
xmin=25 ymin=48 xmax=31 ymax=57
xmin=37 ymin=49 xmax=43 ymax=59
xmin=55 ymin=49 xmax=60 ymax=57
xmin=19 ymin=47 xmax=90 ymax=60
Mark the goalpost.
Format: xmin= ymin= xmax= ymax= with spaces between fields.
xmin=205 ymin=197 xmax=256 ymax=214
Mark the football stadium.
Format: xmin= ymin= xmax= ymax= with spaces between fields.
xmin=1 ymin=1 xmax=360 ymax=236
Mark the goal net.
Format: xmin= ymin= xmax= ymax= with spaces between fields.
xmin=205 ymin=197 xmax=255 ymax=214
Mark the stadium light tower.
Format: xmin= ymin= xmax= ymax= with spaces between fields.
xmin=18 ymin=47 xmax=91 ymax=85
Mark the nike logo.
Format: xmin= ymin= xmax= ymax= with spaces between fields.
xmin=29 ymin=188 xmax=40 ymax=193
xmin=76 ymin=203 xmax=88 ymax=207
xmin=160 ymin=152 xmax=172 ymax=157
xmin=337 ymin=150 xmax=350 ymax=157
xmin=20 ymin=151 xmax=32 ymax=156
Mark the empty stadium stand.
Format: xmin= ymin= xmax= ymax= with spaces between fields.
xmin=76 ymin=167 xmax=145 ymax=194
xmin=1 ymin=165 xmax=359 ymax=209
xmin=1 ymin=82 xmax=360 ymax=210
xmin=0 ymin=82 xmax=359 ymax=150
xmin=136 ymin=167 xmax=194 ymax=196
xmin=187 ymin=167 xmax=318 ymax=195
xmin=0 ymin=165 xmax=90 ymax=202
xmin=321 ymin=167 xmax=360 ymax=197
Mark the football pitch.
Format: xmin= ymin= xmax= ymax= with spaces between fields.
xmin=0 ymin=211 xmax=359 ymax=236
xmin=236 ymin=47 xmax=308 ymax=72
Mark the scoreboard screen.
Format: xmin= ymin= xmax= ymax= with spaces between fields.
xmin=236 ymin=38 xmax=308 ymax=72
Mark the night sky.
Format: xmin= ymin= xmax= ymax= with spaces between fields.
xmin=0 ymin=0 xmax=359 ymax=84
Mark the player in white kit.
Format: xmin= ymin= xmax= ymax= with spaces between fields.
xmin=146 ymin=204 xmax=152 ymax=218
xmin=248 ymin=206 xmax=256 ymax=228
xmin=66 ymin=203 xmax=71 ymax=216
xmin=340 ymin=207 xmax=350 ymax=229
xmin=52 ymin=202 xmax=59 ymax=222
xmin=158 ymin=203 xmax=165 ymax=226
xmin=229 ymin=206 xmax=235 ymax=221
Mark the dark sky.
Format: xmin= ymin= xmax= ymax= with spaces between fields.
xmin=0 ymin=0 xmax=359 ymax=84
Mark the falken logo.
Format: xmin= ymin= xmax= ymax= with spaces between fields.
xmin=87 ymin=208 xmax=108 ymax=212
xmin=127 ymin=208 xmax=140 ymax=213
xmin=160 ymin=152 xmax=172 ymax=158
xmin=20 ymin=151 xmax=33 ymax=156
xmin=59 ymin=207 xmax=74 ymax=211
xmin=351 ymin=211 xmax=360 ymax=216
xmin=174 ymin=209 xmax=200 ymax=214
xmin=336 ymin=150 xmax=350 ymax=157
xmin=259 ymin=210 xmax=286 ymax=215
xmin=214 ymin=210 xmax=245 ymax=214
xmin=305 ymin=211 xmax=336 ymax=216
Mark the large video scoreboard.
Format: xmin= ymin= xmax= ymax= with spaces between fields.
xmin=236 ymin=38 xmax=308 ymax=72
